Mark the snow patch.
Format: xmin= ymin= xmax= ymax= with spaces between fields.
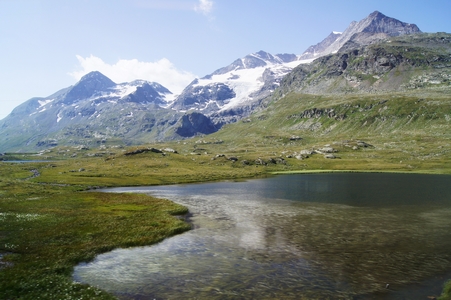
xmin=163 ymin=93 xmax=176 ymax=103
xmin=114 ymin=84 xmax=139 ymax=98
xmin=194 ymin=67 xmax=265 ymax=110
xmin=191 ymin=58 xmax=313 ymax=111
xmin=38 ymin=99 xmax=54 ymax=107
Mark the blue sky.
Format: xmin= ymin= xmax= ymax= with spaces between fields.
xmin=1 ymin=0 xmax=450 ymax=120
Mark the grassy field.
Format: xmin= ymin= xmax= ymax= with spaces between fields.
xmin=1 ymin=90 xmax=451 ymax=299
xmin=0 ymin=162 xmax=194 ymax=299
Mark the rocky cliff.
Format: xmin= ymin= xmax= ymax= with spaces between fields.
xmin=299 ymin=11 xmax=421 ymax=60
xmin=278 ymin=33 xmax=451 ymax=96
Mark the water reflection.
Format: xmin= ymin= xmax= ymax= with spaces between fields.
xmin=74 ymin=173 xmax=451 ymax=299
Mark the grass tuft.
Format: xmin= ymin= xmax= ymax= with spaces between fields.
xmin=439 ymin=280 xmax=451 ymax=300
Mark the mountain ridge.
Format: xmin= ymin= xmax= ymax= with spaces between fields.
xmin=277 ymin=32 xmax=451 ymax=97
xmin=299 ymin=11 xmax=421 ymax=60
xmin=2 ymin=11 xmax=447 ymax=153
xmin=170 ymin=11 xmax=423 ymax=125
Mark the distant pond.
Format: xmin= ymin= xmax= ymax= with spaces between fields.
xmin=74 ymin=173 xmax=451 ymax=299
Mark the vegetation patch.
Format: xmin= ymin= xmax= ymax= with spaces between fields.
xmin=440 ymin=280 xmax=451 ymax=300
xmin=0 ymin=164 xmax=190 ymax=299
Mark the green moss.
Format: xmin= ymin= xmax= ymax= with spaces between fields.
xmin=439 ymin=280 xmax=451 ymax=300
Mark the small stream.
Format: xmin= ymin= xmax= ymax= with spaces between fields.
xmin=74 ymin=173 xmax=451 ymax=299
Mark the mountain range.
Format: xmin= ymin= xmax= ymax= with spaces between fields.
xmin=1 ymin=11 xmax=449 ymax=153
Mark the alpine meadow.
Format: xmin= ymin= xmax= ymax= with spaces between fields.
xmin=1 ymin=10 xmax=451 ymax=300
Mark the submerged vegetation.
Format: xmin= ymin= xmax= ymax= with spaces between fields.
xmin=1 ymin=90 xmax=451 ymax=298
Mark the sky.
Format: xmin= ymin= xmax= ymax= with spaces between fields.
xmin=1 ymin=0 xmax=450 ymax=120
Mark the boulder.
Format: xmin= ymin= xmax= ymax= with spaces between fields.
xmin=255 ymin=158 xmax=267 ymax=165
xmin=124 ymin=147 xmax=163 ymax=156
xmin=290 ymin=136 xmax=302 ymax=141
xmin=162 ymin=148 xmax=178 ymax=154
xmin=275 ymin=157 xmax=286 ymax=164
xmin=318 ymin=147 xmax=337 ymax=153
xmin=300 ymin=149 xmax=314 ymax=155
xmin=357 ymin=141 xmax=373 ymax=148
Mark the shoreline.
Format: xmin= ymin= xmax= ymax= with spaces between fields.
xmin=93 ymin=173 xmax=451 ymax=299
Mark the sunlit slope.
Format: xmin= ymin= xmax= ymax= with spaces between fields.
xmin=205 ymin=91 xmax=451 ymax=173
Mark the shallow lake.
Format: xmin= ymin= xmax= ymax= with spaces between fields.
xmin=73 ymin=173 xmax=451 ymax=299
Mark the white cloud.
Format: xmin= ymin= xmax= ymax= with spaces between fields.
xmin=194 ymin=0 xmax=213 ymax=16
xmin=69 ymin=55 xmax=196 ymax=94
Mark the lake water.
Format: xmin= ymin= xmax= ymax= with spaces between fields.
xmin=73 ymin=173 xmax=451 ymax=299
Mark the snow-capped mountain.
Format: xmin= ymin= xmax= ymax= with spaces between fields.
xmin=299 ymin=11 xmax=421 ymax=60
xmin=57 ymin=71 xmax=173 ymax=107
xmin=0 ymin=11 xmax=427 ymax=152
xmin=25 ymin=71 xmax=174 ymax=120
xmin=0 ymin=72 xmax=218 ymax=151
xmin=171 ymin=50 xmax=313 ymax=124
xmin=170 ymin=11 xmax=421 ymax=125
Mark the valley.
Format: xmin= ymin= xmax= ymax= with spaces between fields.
xmin=1 ymin=9 xmax=451 ymax=300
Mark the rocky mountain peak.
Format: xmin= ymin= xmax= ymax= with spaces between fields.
xmin=62 ymin=71 xmax=116 ymax=104
xmin=357 ymin=10 xmax=421 ymax=36
xmin=254 ymin=50 xmax=273 ymax=60
xmin=368 ymin=10 xmax=384 ymax=19
xmin=77 ymin=71 xmax=116 ymax=88
xmin=300 ymin=11 xmax=421 ymax=61
xmin=206 ymin=50 xmax=299 ymax=77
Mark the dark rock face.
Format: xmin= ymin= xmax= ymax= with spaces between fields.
xmin=171 ymin=82 xmax=236 ymax=111
xmin=36 ymin=139 xmax=58 ymax=147
xmin=241 ymin=54 xmax=269 ymax=69
xmin=124 ymin=82 xmax=169 ymax=105
xmin=175 ymin=112 xmax=218 ymax=137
